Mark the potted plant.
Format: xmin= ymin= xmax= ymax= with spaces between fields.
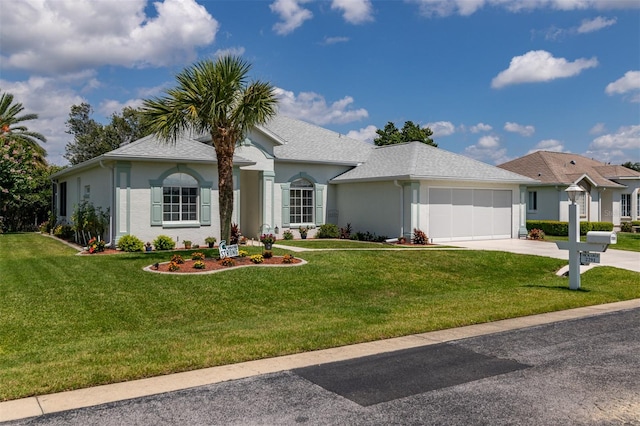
xmin=205 ymin=236 xmax=217 ymax=248
xmin=183 ymin=240 xmax=192 ymax=249
xmin=260 ymin=233 xmax=276 ymax=250
xmin=145 ymin=242 xmax=153 ymax=252
xmin=299 ymin=226 xmax=308 ymax=239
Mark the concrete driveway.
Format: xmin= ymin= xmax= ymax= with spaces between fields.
xmin=451 ymin=239 xmax=640 ymax=273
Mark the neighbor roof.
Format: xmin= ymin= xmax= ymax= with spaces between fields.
xmin=497 ymin=151 xmax=640 ymax=188
xmin=331 ymin=142 xmax=537 ymax=184
xmin=257 ymin=115 xmax=373 ymax=165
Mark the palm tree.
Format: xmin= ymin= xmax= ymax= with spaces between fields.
xmin=141 ymin=56 xmax=278 ymax=242
xmin=0 ymin=90 xmax=47 ymax=161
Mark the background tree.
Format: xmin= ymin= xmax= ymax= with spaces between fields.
xmin=64 ymin=103 xmax=149 ymax=165
xmin=374 ymin=120 xmax=437 ymax=147
xmin=141 ymin=55 xmax=278 ymax=242
xmin=621 ymin=161 xmax=640 ymax=172
xmin=0 ymin=89 xmax=50 ymax=231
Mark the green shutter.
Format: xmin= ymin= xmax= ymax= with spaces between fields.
xmin=281 ymin=183 xmax=290 ymax=227
xmin=150 ymin=186 xmax=163 ymax=226
xmin=315 ymin=184 xmax=325 ymax=226
xmin=200 ymin=186 xmax=211 ymax=226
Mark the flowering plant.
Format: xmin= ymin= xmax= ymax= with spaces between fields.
xmin=250 ymin=254 xmax=264 ymax=264
xmin=191 ymin=252 xmax=205 ymax=260
xmin=260 ymin=233 xmax=276 ymax=244
xmin=168 ymin=261 xmax=180 ymax=271
xmin=87 ymin=237 xmax=106 ymax=254
xmin=193 ymin=260 xmax=206 ymax=269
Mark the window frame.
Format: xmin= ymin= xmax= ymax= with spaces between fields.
xmin=621 ymin=193 xmax=631 ymax=217
xmin=289 ymin=178 xmax=314 ymax=225
xmin=527 ymin=190 xmax=537 ymax=212
xmin=161 ymin=173 xmax=199 ymax=225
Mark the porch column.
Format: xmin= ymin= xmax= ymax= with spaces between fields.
xmin=259 ymin=171 xmax=275 ymax=231
xmin=518 ymin=185 xmax=528 ymax=238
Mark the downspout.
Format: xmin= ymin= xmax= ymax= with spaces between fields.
xmin=99 ymin=160 xmax=114 ymax=247
xmin=394 ymin=180 xmax=404 ymax=238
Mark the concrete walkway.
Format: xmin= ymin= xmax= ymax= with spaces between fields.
xmin=2 ymin=299 xmax=638 ymax=423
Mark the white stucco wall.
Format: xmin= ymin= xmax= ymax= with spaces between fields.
xmin=55 ymin=165 xmax=111 ymax=224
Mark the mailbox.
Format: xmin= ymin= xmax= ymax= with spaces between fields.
xmin=586 ymin=231 xmax=617 ymax=245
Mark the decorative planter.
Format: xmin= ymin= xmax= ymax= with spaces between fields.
xmin=301 ymin=234 xmax=307 ymax=239
xmin=145 ymin=246 xmax=153 ymax=252
xmin=264 ymin=242 xmax=273 ymax=250
xmin=208 ymin=242 xmax=215 ymax=248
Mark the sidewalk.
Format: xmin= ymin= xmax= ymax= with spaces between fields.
xmin=3 ymin=299 xmax=639 ymax=423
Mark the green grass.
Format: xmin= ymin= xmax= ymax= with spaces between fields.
xmin=1 ymin=233 xmax=639 ymax=401
xmin=546 ymin=232 xmax=640 ymax=252
xmin=276 ymin=239 xmax=448 ymax=249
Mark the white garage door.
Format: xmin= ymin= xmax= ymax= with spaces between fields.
xmin=429 ymin=188 xmax=512 ymax=242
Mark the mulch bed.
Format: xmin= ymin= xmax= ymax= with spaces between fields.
xmin=151 ymin=255 xmax=302 ymax=273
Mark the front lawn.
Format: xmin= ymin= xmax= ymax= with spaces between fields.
xmin=1 ymin=233 xmax=639 ymax=401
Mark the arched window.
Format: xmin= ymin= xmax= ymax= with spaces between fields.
xmin=290 ymin=178 xmax=314 ymax=224
xmin=163 ymin=173 xmax=198 ymax=222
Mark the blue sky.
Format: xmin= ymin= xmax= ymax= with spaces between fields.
xmin=1 ymin=0 xmax=638 ymax=166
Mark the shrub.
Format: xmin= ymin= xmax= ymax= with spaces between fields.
xmin=263 ymin=250 xmax=273 ymax=259
xmin=350 ymin=230 xmax=388 ymax=242
xmin=220 ymin=257 xmax=235 ymax=267
xmin=191 ymin=252 xmax=205 ymax=261
xmin=412 ymin=228 xmax=428 ymax=245
xmin=620 ymin=222 xmax=633 ymax=233
xmin=230 ymin=223 xmax=241 ymax=245
xmin=171 ymin=254 xmax=184 ymax=264
xmin=528 ymin=228 xmax=545 ymax=240
xmin=193 ymin=260 xmax=206 ymax=269
xmin=282 ymin=253 xmax=295 ymax=264
xmin=316 ymin=224 xmax=339 ymax=239
xmin=117 ymin=234 xmax=144 ymax=252
xmin=239 ymin=250 xmax=248 ymax=257
xmin=339 ymin=223 xmax=352 ymax=239
xmin=87 ymin=237 xmax=106 ymax=253
xmin=168 ymin=261 xmax=180 ymax=271
xmin=282 ymin=230 xmax=294 ymax=240
xmin=53 ymin=224 xmax=74 ymax=240
xmin=250 ymin=254 xmax=264 ymax=264
xmin=526 ymin=220 xmax=614 ymax=236
xmin=153 ymin=235 xmax=176 ymax=251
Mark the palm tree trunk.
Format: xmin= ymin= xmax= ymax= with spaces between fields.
xmin=215 ymin=136 xmax=235 ymax=243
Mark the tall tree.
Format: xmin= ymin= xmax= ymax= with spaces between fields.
xmin=141 ymin=56 xmax=278 ymax=242
xmin=374 ymin=120 xmax=437 ymax=147
xmin=0 ymin=90 xmax=47 ymax=163
xmin=0 ymin=90 xmax=49 ymax=231
xmin=64 ymin=103 xmax=149 ymax=165
xmin=621 ymin=161 xmax=640 ymax=172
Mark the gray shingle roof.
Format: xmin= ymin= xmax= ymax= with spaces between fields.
xmin=497 ymin=151 xmax=638 ymax=188
xmin=257 ymin=115 xmax=373 ymax=164
xmin=331 ymin=142 xmax=537 ymax=184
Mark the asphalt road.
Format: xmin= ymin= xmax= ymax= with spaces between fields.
xmin=6 ymin=307 xmax=639 ymax=425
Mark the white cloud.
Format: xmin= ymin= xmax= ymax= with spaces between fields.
xmin=589 ymin=123 xmax=606 ymax=135
xmin=411 ymin=0 xmax=638 ymax=17
xmin=270 ymin=0 xmax=313 ymax=35
xmin=426 ymin=121 xmax=456 ymax=137
xmin=0 ymin=76 xmax=88 ymax=165
xmin=491 ymin=50 xmax=598 ymax=89
xmin=214 ymin=47 xmax=247 ymax=58
xmin=504 ymin=122 xmax=535 ymax=137
xmin=470 ymin=123 xmax=493 ymax=133
xmin=605 ymin=71 xmax=640 ymax=101
xmin=590 ymin=125 xmax=640 ymax=151
xmin=321 ymin=36 xmax=350 ymax=46
xmin=98 ymin=99 xmax=145 ymax=117
xmin=331 ymin=0 xmax=374 ymax=24
xmin=0 ymin=0 xmax=218 ymax=74
xmin=464 ymin=135 xmax=509 ymax=164
xmin=577 ymin=16 xmax=617 ymax=33
xmin=346 ymin=125 xmax=378 ymax=143
xmin=527 ymin=139 xmax=566 ymax=154
xmin=274 ymin=87 xmax=368 ymax=125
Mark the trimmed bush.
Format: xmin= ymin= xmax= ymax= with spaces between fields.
xmin=316 ymin=224 xmax=339 ymax=239
xmin=117 ymin=234 xmax=144 ymax=252
xmin=412 ymin=228 xmax=428 ymax=245
xmin=153 ymin=235 xmax=176 ymax=251
xmin=526 ymin=220 xmax=613 ymax=236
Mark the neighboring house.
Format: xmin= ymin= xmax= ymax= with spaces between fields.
xmin=498 ymin=151 xmax=640 ymax=226
xmin=51 ymin=115 xmax=535 ymax=245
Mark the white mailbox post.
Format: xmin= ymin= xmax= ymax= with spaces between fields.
xmin=555 ymin=185 xmax=616 ymax=290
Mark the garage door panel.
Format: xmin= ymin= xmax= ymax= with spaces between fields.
xmin=429 ymin=188 xmax=513 ymax=242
